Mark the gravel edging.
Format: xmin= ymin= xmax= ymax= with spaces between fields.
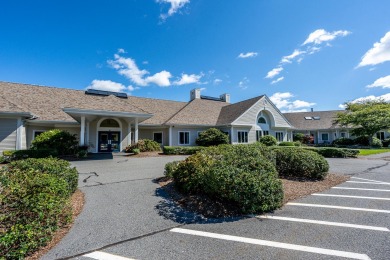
xmin=25 ymin=189 xmax=85 ymax=260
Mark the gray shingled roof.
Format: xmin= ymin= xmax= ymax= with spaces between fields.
xmin=0 ymin=96 xmax=28 ymax=113
xmin=283 ymin=110 xmax=346 ymax=130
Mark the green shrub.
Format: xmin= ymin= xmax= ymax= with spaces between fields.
xmin=163 ymin=146 xmax=204 ymax=155
xmin=164 ymin=161 xmax=181 ymax=178
xmin=0 ymin=156 xmax=5 ymax=164
xmin=125 ymin=139 xmax=161 ymax=153
xmin=8 ymin=157 xmax=78 ymax=195
xmin=382 ymin=138 xmax=390 ymax=147
xmin=354 ymin=135 xmax=370 ymax=146
xmin=272 ymin=147 xmax=329 ymax=180
xmin=2 ymin=149 xmax=58 ymax=161
xmin=0 ymin=157 xmax=78 ymax=259
xmin=293 ymin=141 xmax=302 ymax=147
xmin=259 ymin=135 xmax=277 ymax=146
xmin=171 ymin=144 xmax=283 ymax=213
xmin=371 ymin=137 xmax=383 ymax=148
xmin=195 ymin=128 xmax=229 ymax=147
xmin=31 ymin=129 xmax=78 ymax=155
xmin=132 ymin=148 xmax=140 ymax=154
xmin=293 ymin=133 xmax=305 ymax=143
xmin=278 ymin=141 xmax=295 ymax=147
xmin=332 ymin=137 xmax=355 ymax=146
xmin=315 ymin=147 xmax=359 ymax=158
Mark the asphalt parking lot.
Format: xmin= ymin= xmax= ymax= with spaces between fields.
xmin=43 ymin=154 xmax=390 ymax=260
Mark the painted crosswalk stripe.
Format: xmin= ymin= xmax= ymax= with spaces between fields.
xmin=332 ymin=187 xmax=390 ymax=192
xmin=351 ymin=177 xmax=389 ymax=184
xmin=170 ymin=228 xmax=371 ymax=260
xmin=346 ymin=181 xmax=390 ymax=185
xmin=287 ymin=203 xmax=390 ymax=213
xmin=84 ymin=251 xmax=136 ymax=260
xmin=256 ymin=215 xmax=389 ymax=232
xmin=312 ymin=193 xmax=390 ymax=201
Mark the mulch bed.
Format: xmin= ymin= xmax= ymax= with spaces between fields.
xmin=25 ymin=189 xmax=85 ymax=260
xmin=157 ymin=173 xmax=350 ymax=218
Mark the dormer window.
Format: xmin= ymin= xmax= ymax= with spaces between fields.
xmin=258 ymin=117 xmax=267 ymax=124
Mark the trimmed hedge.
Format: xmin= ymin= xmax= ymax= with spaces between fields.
xmin=301 ymin=147 xmax=359 ymax=158
xmin=259 ymin=135 xmax=277 ymax=146
xmin=170 ymin=144 xmax=283 ymax=213
xmin=278 ymin=141 xmax=295 ymax=147
xmin=2 ymin=149 xmax=58 ymax=162
xmin=163 ymin=146 xmax=204 ymax=155
xmin=125 ymin=139 xmax=161 ymax=153
xmin=272 ymin=147 xmax=329 ymax=180
xmin=0 ymin=158 xmax=78 ymax=259
xmin=195 ymin=128 xmax=229 ymax=147
xmin=31 ymin=129 xmax=78 ymax=155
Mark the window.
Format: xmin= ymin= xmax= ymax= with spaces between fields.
xmin=275 ymin=132 xmax=284 ymax=142
xmin=179 ymin=132 xmax=190 ymax=145
xmin=257 ymin=117 xmax=266 ymax=124
xmin=376 ymin=131 xmax=385 ymax=140
xmin=304 ymin=117 xmax=313 ymax=120
xmin=313 ymin=116 xmax=320 ymax=120
xmin=340 ymin=132 xmax=347 ymax=138
xmin=33 ymin=130 xmax=45 ymax=139
xmin=321 ymin=133 xmax=329 ymax=141
xmin=263 ymin=130 xmax=269 ymax=136
xmin=256 ymin=130 xmax=262 ymax=141
xmin=100 ymin=119 xmax=119 ymax=127
xmin=237 ymin=131 xmax=248 ymax=143
xmin=153 ymin=132 xmax=163 ymax=144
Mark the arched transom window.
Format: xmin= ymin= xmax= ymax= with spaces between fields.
xmin=258 ymin=117 xmax=267 ymax=124
xmin=100 ymin=119 xmax=120 ymax=127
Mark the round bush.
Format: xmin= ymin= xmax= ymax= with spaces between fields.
xmin=125 ymin=139 xmax=161 ymax=153
xmin=371 ymin=137 xmax=383 ymax=148
xmin=31 ymin=129 xmax=78 ymax=155
xmin=278 ymin=141 xmax=295 ymax=147
xmin=293 ymin=133 xmax=305 ymax=143
xmin=259 ymin=135 xmax=277 ymax=146
xmin=172 ymin=144 xmax=283 ymax=213
xmin=354 ymin=136 xmax=370 ymax=146
xmin=196 ymin=128 xmax=229 ymax=147
xmin=332 ymin=137 xmax=355 ymax=146
xmin=273 ymin=147 xmax=329 ymax=180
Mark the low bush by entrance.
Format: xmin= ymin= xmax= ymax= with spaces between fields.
xmin=125 ymin=139 xmax=161 ymax=153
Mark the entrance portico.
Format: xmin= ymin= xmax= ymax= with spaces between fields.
xmin=62 ymin=108 xmax=152 ymax=153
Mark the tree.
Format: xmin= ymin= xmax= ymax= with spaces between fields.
xmin=196 ymin=128 xmax=229 ymax=146
xmin=336 ymin=99 xmax=390 ymax=144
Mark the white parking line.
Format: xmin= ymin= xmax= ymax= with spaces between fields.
xmin=351 ymin=177 xmax=388 ymax=184
xmin=312 ymin=194 xmax=390 ymax=201
xmin=170 ymin=228 xmax=371 ymax=260
xmin=287 ymin=203 xmax=390 ymax=213
xmin=256 ymin=215 xmax=389 ymax=232
xmin=346 ymin=181 xmax=390 ymax=185
xmin=332 ymin=187 xmax=390 ymax=192
xmin=84 ymin=251 xmax=136 ymax=260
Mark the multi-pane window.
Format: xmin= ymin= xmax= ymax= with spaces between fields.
xmin=321 ymin=133 xmax=329 ymax=141
xmin=237 ymin=131 xmax=248 ymax=143
xmin=153 ymin=132 xmax=163 ymax=144
xmin=258 ymin=117 xmax=266 ymax=124
xmin=275 ymin=132 xmax=284 ymax=142
xmin=340 ymin=132 xmax=347 ymax=138
xmin=263 ymin=131 xmax=269 ymax=136
xmin=179 ymin=131 xmax=190 ymax=145
xmin=376 ymin=131 xmax=385 ymax=140
xmin=256 ymin=130 xmax=262 ymax=141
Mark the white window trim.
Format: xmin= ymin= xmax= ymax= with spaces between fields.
xmin=321 ymin=132 xmax=329 ymax=141
xmin=32 ymin=130 xmax=46 ymax=140
xmin=340 ymin=132 xmax=348 ymax=138
xmin=237 ymin=131 xmax=248 ymax=143
xmin=275 ymin=131 xmax=284 ymax=142
xmin=178 ymin=131 xmax=190 ymax=145
xmin=153 ymin=132 xmax=163 ymax=144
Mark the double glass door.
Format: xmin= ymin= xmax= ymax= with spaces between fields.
xmin=98 ymin=131 xmax=120 ymax=152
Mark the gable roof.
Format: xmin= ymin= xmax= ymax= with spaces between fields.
xmin=283 ymin=110 xmax=346 ymax=130
xmin=0 ymin=96 xmax=28 ymax=114
xmin=217 ymin=95 xmax=264 ymax=125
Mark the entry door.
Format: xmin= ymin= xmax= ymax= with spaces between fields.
xmin=98 ymin=131 xmax=121 ymax=152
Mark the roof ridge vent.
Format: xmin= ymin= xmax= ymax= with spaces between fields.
xmin=85 ymin=89 xmax=128 ymax=99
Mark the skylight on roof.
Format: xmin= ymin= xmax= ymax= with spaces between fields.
xmin=304 ymin=116 xmax=313 ymax=120
xmin=85 ymin=89 xmax=128 ymax=99
xmin=313 ymin=116 xmax=320 ymax=120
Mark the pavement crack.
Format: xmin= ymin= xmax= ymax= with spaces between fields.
xmin=57 ymin=224 xmax=186 ymax=260
xmin=82 ymin=177 xmax=155 ymax=187
xmin=362 ymin=161 xmax=390 ymax=173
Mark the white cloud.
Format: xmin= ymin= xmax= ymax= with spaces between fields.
xmin=357 ymin=31 xmax=390 ymax=67
xmin=213 ymin=78 xmax=222 ymax=85
xmin=271 ymin=77 xmax=284 ymax=85
xmin=173 ymin=73 xmax=202 ymax=85
xmin=157 ymin=0 xmax=190 ymax=20
xmin=340 ymin=93 xmax=390 ymax=108
xmin=238 ymin=52 xmax=258 ymax=58
xmin=239 ymin=77 xmax=249 ymax=90
xmin=270 ymin=92 xmax=316 ymax=112
xmin=265 ymin=67 xmax=283 ymax=79
xmin=117 ymin=48 xmax=126 ymax=54
xmin=302 ymin=29 xmax=351 ymax=45
xmin=142 ymin=61 xmax=149 ymax=65
xmin=87 ymin=80 xmax=132 ymax=93
xmin=280 ymin=50 xmax=305 ymax=64
xmin=108 ymin=54 xmax=173 ymax=87
xmin=367 ymin=75 xmax=390 ymax=89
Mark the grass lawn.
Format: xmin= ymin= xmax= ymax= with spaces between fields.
xmin=358 ymin=149 xmax=390 ymax=156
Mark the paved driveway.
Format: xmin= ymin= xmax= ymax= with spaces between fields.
xmin=43 ymin=153 xmax=390 ymax=260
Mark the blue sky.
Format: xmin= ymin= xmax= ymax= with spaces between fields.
xmin=1 ymin=0 xmax=390 ymax=112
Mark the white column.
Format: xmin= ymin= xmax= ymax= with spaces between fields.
xmin=16 ymin=117 xmax=23 ymax=150
xmin=317 ymin=130 xmax=320 ymax=144
xmin=127 ymin=122 xmax=132 ymax=146
xmin=169 ymin=126 xmax=173 ymax=146
xmin=134 ymin=118 xmax=139 ymax=143
xmin=231 ymin=126 xmax=234 ymax=144
xmin=80 ymin=116 xmax=85 ymax=145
